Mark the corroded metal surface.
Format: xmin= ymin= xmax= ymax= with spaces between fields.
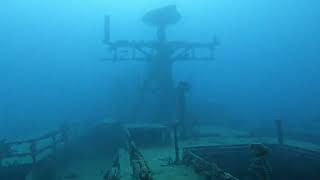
xmin=126 ymin=128 xmax=153 ymax=180
xmin=183 ymin=149 xmax=239 ymax=180
xmin=104 ymin=152 xmax=121 ymax=180
xmin=183 ymin=144 xmax=320 ymax=180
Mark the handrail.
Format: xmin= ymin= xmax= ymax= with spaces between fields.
xmin=6 ymin=131 xmax=60 ymax=145
xmin=125 ymin=128 xmax=153 ymax=180
xmin=0 ymin=127 xmax=69 ymax=167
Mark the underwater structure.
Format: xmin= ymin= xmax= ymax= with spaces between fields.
xmin=1 ymin=5 xmax=320 ymax=180
xmin=103 ymin=5 xmax=218 ymax=123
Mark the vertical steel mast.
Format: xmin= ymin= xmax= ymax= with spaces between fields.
xmin=104 ymin=5 xmax=218 ymax=123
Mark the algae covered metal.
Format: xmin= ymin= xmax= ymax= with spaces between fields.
xmin=183 ymin=144 xmax=320 ymax=180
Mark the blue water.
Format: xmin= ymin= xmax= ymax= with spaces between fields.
xmin=0 ymin=0 xmax=319 ymax=140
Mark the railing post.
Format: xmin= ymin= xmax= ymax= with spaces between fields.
xmin=30 ymin=141 xmax=37 ymax=165
xmin=173 ymin=123 xmax=180 ymax=164
xmin=275 ymin=119 xmax=284 ymax=145
xmin=52 ymin=135 xmax=57 ymax=154
xmin=61 ymin=123 xmax=70 ymax=146
xmin=0 ymin=140 xmax=5 ymax=168
xmin=176 ymin=81 xmax=191 ymax=139
xmin=0 ymin=155 xmax=2 ymax=168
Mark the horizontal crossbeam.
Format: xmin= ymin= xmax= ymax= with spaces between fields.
xmin=103 ymin=40 xmax=218 ymax=62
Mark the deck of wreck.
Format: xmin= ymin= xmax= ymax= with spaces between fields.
xmin=117 ymin=125 xmax=320 ymax=180
xmin=2 ymin=124 xmax=320 ymax=180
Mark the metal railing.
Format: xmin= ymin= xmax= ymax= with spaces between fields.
xmin=0 ymin=127 xmax=69 ymax=167
xmin=125 ymin=128 xmax=153 ymax=180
